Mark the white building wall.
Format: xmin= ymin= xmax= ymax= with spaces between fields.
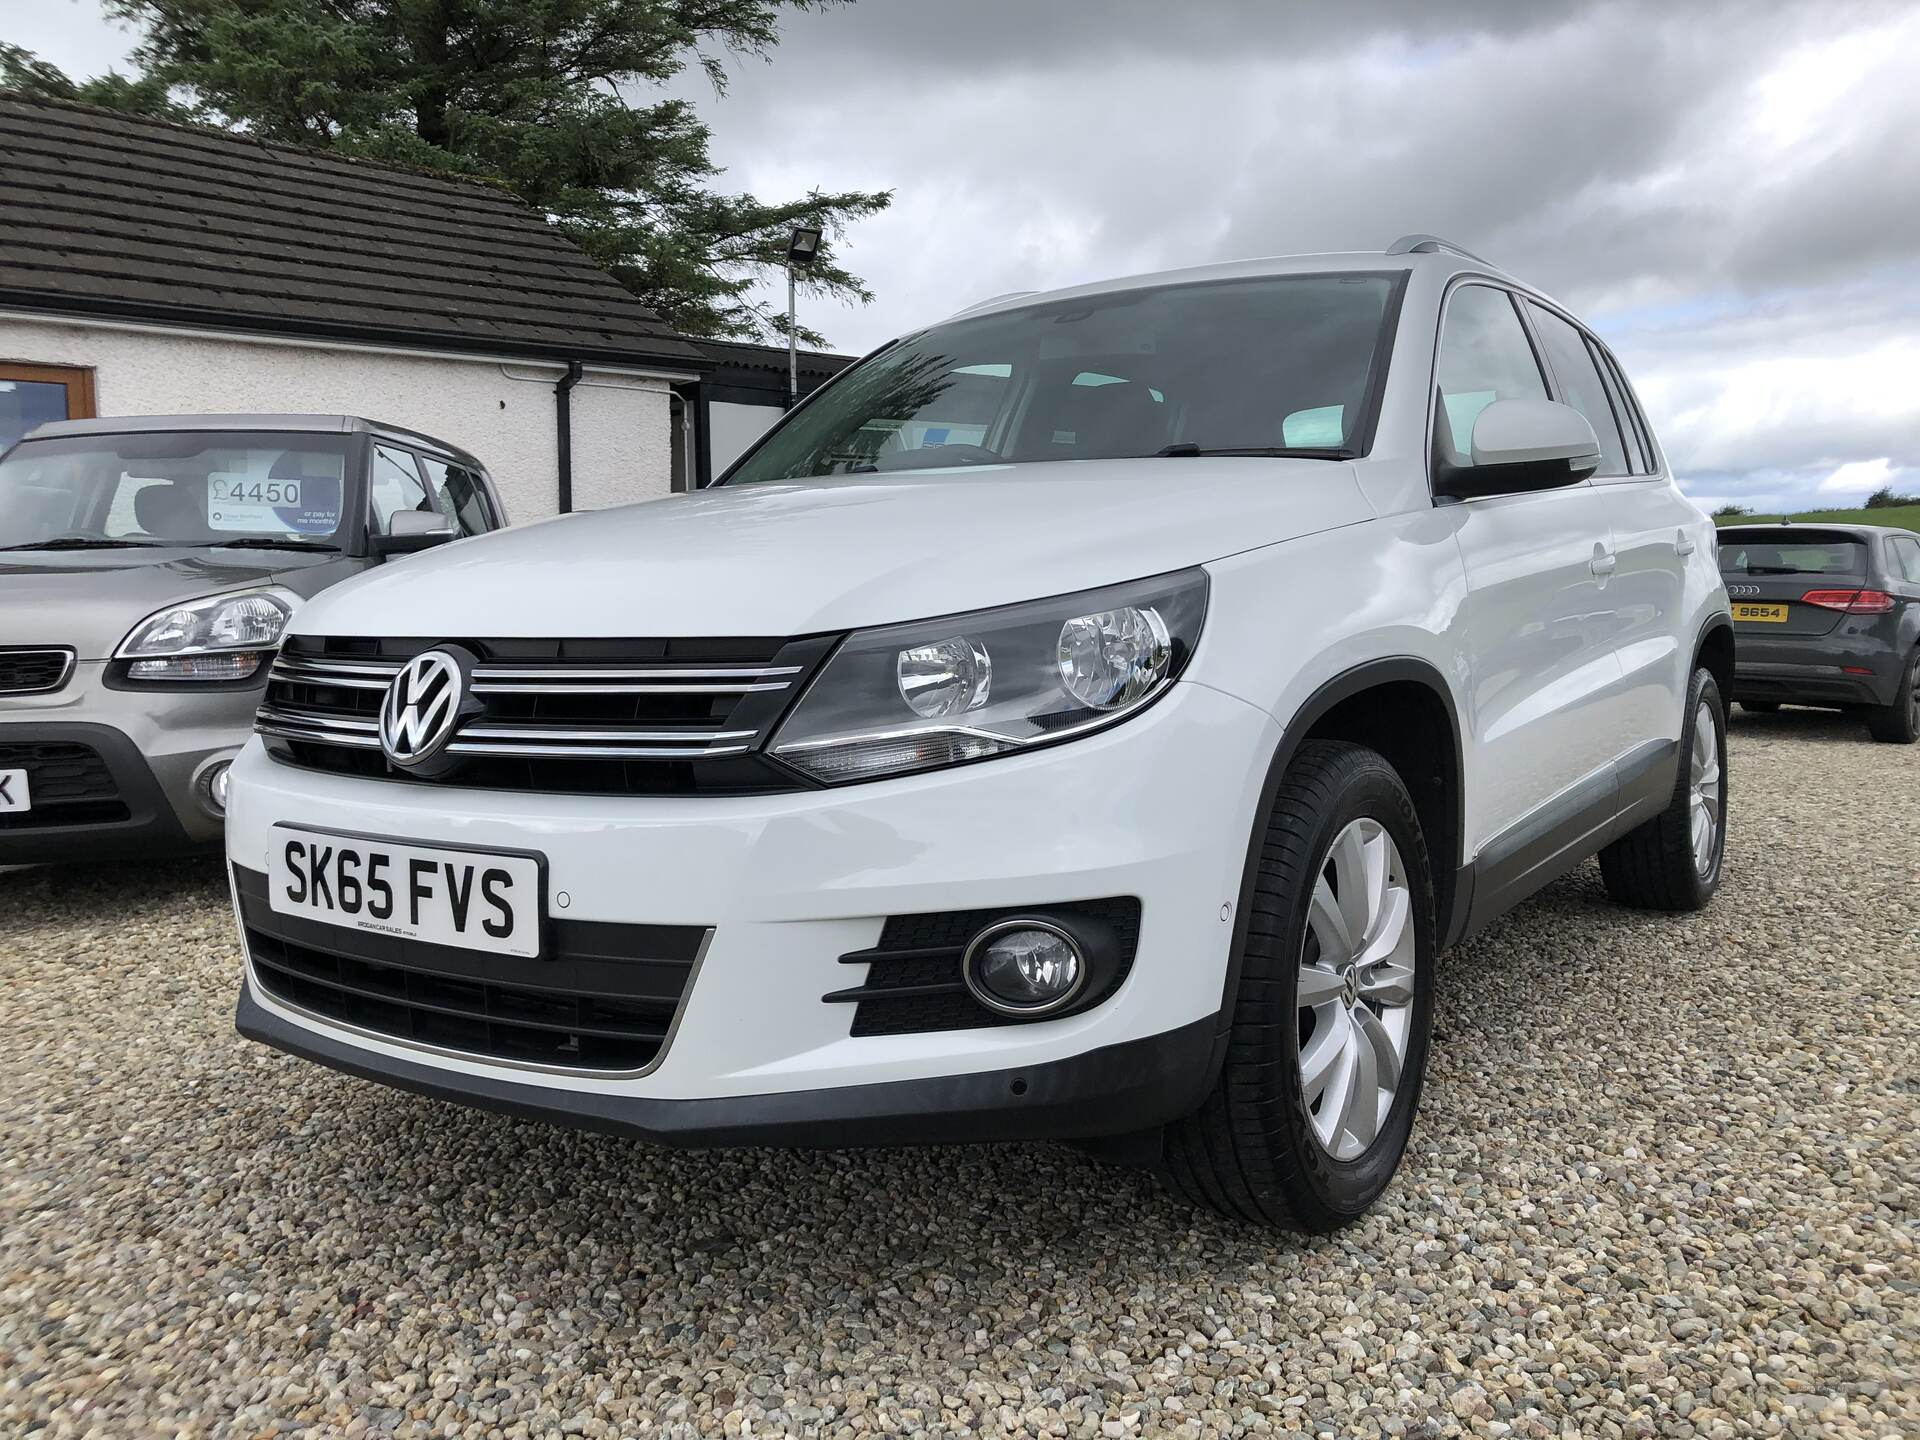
xmin=708 ymin=397 xmax=785 ymax=477
xmin=0 ymin=314 xmax=678 ymax=522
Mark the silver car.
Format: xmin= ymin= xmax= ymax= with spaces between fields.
xmin=0 ymin=414 xmax=506 ymax=863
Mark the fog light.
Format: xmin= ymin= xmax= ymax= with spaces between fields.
xmin=963 ymin=919 xmax=1086 ymax=1016
xmin=197 ymin=760 xmax=233 ymax=816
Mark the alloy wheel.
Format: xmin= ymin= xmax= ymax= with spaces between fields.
xmin=1297 ymin=817 xmax=1418 ymax=1160
xmin=1689 ymin=700 xmax=1722 ymax=875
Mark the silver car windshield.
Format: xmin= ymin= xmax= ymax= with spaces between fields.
xmin=724 ymin=272 xmax=1400 ymax=484
xmin=0 ymin=431 xmax=353 ymax=550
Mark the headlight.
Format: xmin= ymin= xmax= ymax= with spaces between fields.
xmin=771 ymin=569 xmax=1207 ymax=783
xmin=115 ymin=587 xmax=299 ymax=682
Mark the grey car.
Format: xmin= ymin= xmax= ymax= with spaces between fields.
xmin=1719 ymin=521 xmax=1920 ymax=743
xmin=0 ymin=414 xmax=506 ymax=862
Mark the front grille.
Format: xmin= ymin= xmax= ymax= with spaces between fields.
xmin=0 ymin=648 xmax=75 ymax=695
xmin=258 ymin=634 xmax=835 ymax=796
xmin=234 ymin=864 xmax=707 ymax=1071
xmin=834 ymin=898 xmax=1142 ymax=1036
xmin=0 ymin=739 xmax=128 ymax=829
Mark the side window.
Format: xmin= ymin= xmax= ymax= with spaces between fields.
xmin=1589 ymin=339 xmax=1649 ymax=474
xmin=370 ymin=443 xmax=437 ymax=533
xmin=1597 ymin=345 xmax=1661 ymax=474
xmin=420 ymin=456 xmax=500 ymax=536
xmin=1523 ymin=303 xmax=1630 ymax=479
xmin=1893 ymin=536 xmax=1920 ymax=584
xmin=1433 ymin=285 xmax=1548 ymax=467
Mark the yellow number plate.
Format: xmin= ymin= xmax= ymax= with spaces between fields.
xmin=1732 ymin=602 xmax=1789 ymax=623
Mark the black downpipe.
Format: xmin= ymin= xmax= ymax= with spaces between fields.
xmin=554 ymin=359 xmax=584 ymax=513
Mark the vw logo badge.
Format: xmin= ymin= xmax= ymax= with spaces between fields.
xmin=380 ymin=649 xmax=466 ymax=768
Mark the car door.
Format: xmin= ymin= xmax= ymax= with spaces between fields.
xmin=1437 ymin=283 xmax=1626 ymax=878
xmin=368 ymin=441 xmax=454 ymax=543
xmin=418 ymin=453 xmax=505 ymax=535
xmin=1524 ymin=305 xmax=1694 ymax=788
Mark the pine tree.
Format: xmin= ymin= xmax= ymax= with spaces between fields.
xmin=2 ymin=2 xmax=890 ymax=342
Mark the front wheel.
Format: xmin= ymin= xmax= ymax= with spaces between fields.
xmin=1599 ymin=666 xmax=1727 ymax=910
xmin=1865 ymin=651 xmax=1920 ymax=744
xmin=1161 ymin=740 xmax=1435 ymax=1232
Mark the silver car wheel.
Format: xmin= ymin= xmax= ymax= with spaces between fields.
xmin=1689 ymin=700 xmax=1722 ymax=875
xmin=1296 ymin=817 xmax=1417 ymax=1161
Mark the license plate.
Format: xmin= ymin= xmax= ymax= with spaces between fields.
xmin=1732 ymin=602 xmax=1788 ymax=624
xmin=268 ymin=828 xmax=543 ymax=958
xmin=0 ymin=768 xmax=28 ymax=812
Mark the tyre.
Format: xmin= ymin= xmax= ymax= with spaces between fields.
xmin=1599 ymin=666 xmax=1726 ymax=910
xmin=1739 ymin=700 xmax=1780 ymax=714
xmin=1162 ymin=740 xmax=1435 ymax=1232
xmin=1865 ymin=650 xmax=1920 ymax=744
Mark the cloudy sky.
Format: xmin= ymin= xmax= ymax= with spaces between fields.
xmin=16 ymin=0 xmax=1920 ymax=511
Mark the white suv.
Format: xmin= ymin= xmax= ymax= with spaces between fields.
xmin=226 ymin=236 xmax=1732 ymax=1231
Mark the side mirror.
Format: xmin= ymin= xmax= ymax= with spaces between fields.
xmin=371 ymin=509 xmax=457 ymax=557
xmin=1436 ymin=398 xmax=1601 ymax=500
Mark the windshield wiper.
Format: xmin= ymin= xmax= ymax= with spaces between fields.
xmin=209 ymin=537 xmax=341 ymax=552
xmin=0 ymin=536 xmax=168 ymax=552
xmin=1154 ymin=443 xmax=1356 ymax=460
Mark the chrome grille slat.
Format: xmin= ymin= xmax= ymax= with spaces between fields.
xmin=260 ymin=635 xmax=831 ymax=795
xmin=469 ymin=665 xmax=801 ymax=681
xmin=273 ymin=658 xmax=405 ymax=678
xmin=446 ymin=741 xmax=753 ymax=760
xmin=258 ymin=707 xmax=378 ymax=734
xmin=256 ymin=720 xmax=384 ymax=750
xmin=469 ymin=680 xmax=790 ymax=696
xmin=460 ymin=725 xmax=758 ymax=743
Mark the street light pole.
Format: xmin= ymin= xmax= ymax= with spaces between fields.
xmin=783 ymin=225 xmax=822 ymax=412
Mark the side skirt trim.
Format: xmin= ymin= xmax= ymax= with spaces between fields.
xmin=1460 ymin=737 xmax=1680 ymax=939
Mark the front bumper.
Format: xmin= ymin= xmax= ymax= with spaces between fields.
xmin=0 ymin=661 xmax=263 ymax=863
xmin=236 ymin=985 xmax=1219 ymax=1147
xmin=226 ymin=680 xmax=1279 ymax=1141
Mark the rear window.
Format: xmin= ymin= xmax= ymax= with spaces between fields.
xmin=1718 ymin=531 xmax=1867 ymax=578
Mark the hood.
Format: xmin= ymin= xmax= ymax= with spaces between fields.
xmin=0 ymin=548 xmax=341 ymax=658
xmin=295 ymin=459 xmax=1375 ymax=639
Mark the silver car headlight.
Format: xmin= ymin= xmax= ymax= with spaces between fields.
xmin=771 ymin=569 xmax=1208 ymax=783
xmin=115 ymin=586 xmax=300 ymax=682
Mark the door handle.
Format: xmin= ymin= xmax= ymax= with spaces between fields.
xmin=1590 ymin=549 xmax=1618 ymax=578
xmin=1676 ymin=532 xmax=1697 ymax=557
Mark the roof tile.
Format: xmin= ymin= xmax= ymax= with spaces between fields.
xmin=0 ymin=96 xmax=703 ymax=367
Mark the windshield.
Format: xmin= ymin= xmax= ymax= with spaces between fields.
xmin=0 ymin=431 xmax=354 ymax=549
xmin=1718 ymin=531 xmax=1868 ymax=578
xmin=725 ymin=272 xmax=1400 ymax=483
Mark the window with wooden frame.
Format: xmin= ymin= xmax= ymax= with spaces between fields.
xmin=0 ymin=362 xmax=97 ymax=451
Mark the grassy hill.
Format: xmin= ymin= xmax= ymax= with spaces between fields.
xmin=1715 ymin=504 xmax=1920 ymax=530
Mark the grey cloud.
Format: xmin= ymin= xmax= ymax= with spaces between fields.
xmin=683 ymin=0 xmax=1920 ymax=507
xmin=22 ymin=0 xmax=1920 ymax=508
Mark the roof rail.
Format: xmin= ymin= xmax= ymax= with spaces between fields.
xmin=1385 ymin=233 xmax=1496 ymax=266
xmin=950 ymin=290 xmax=1038 ymax=318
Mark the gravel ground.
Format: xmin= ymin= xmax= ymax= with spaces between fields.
xmin=2 ymin=710 xmax=1915 ymax=1439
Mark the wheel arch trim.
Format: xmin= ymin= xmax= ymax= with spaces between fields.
xmin=1201 ymin=656 xmax=1465 ymax=1094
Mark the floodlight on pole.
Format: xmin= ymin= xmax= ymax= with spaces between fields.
xmin=786 ymin=225 xmax=823 ymax=407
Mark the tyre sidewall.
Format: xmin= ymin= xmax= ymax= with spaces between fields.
xmin=1274 ymin=759 xmax=1436 ymax=1222
xmin=1687 ymin=667 xmax=1729 ymax=898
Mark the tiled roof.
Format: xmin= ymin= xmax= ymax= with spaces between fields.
xmin=0 ymin=95 xmax=704 ymax=368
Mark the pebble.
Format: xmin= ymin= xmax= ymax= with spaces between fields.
xmin=1 ymin=711 xmax=1914 ymax=1437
